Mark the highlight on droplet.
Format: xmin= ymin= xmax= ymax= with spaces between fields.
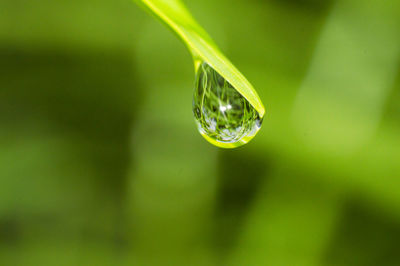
xmin=193 ymin=62 xmax=263 ymax=148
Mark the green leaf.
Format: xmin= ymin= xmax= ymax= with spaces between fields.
xmin=134 ymin=0 xmax=265 ymax=117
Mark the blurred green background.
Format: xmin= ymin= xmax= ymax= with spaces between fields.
xmin=1 ymin=0 xmax=400 ymax=265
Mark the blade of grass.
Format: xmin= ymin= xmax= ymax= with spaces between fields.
xmin=134 ymin=0 xmax=265 ymax=117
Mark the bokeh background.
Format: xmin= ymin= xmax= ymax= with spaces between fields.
xmin=1 ymin=0 xmax=400 ymax=265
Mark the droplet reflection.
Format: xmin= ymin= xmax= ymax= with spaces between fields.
xmin=193 ymin=62 xmax=263 ymax=148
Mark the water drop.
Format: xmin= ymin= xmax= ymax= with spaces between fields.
xmin=193 ymin=62 xmax=263 ymax=148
